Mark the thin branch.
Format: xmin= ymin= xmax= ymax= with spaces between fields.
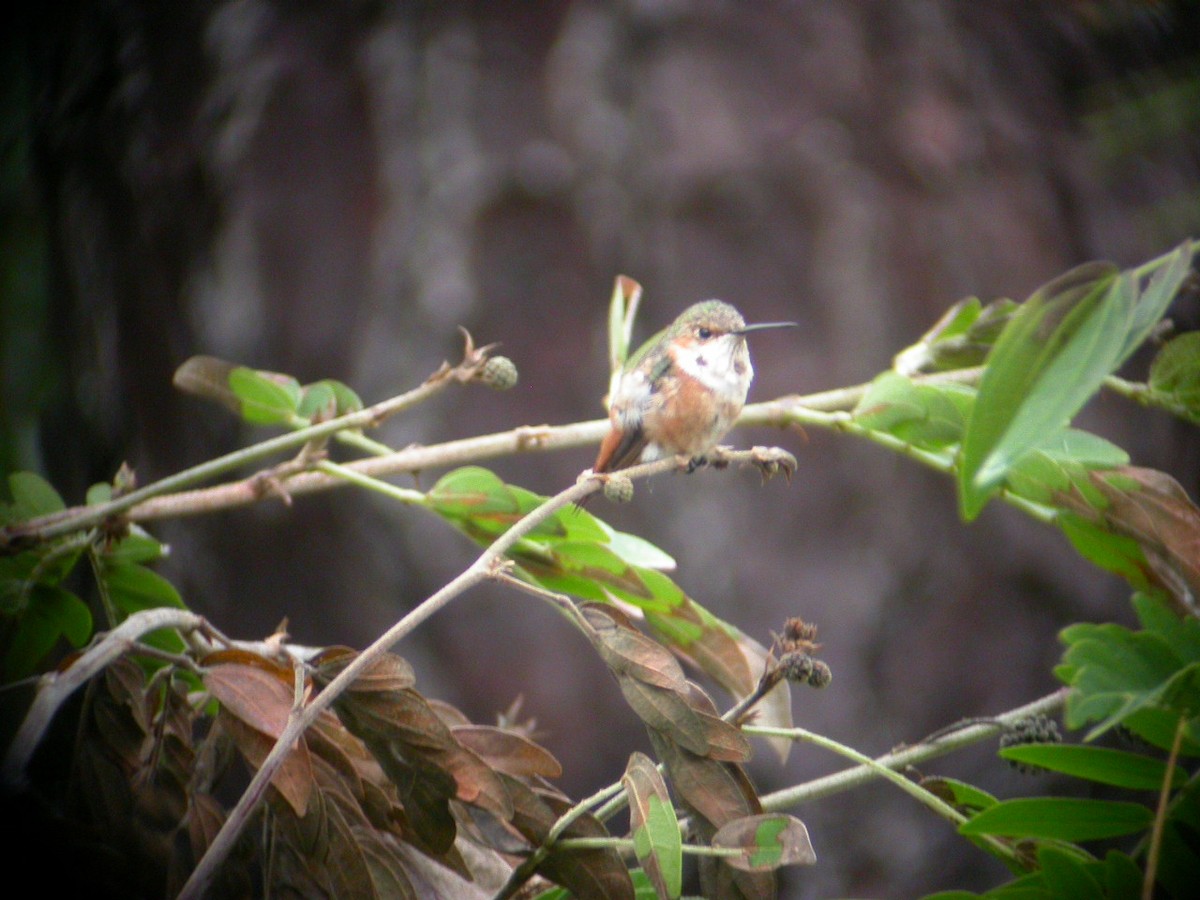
xmin=744 ymin=723 xmax=1018 ymax=865
xmin=759 ymin=688 xmax=1068 ymax=810
xmin=0 ymin=346 xmax=484 ymax=548
xmin=3 ymin=368 xmax=988 ymax=542
xmin=1143 ymin=713 xmax=1187 ymax=900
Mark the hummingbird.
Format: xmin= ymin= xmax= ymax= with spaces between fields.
xmin=593 ymin=300 xmax=797 ymax=474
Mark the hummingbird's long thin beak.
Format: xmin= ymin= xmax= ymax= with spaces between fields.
xmin=736 ymin=321 xmax=799 ymax=334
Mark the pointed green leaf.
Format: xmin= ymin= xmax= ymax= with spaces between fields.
xmin=959 ymin=797 xmax=1153 ymax=841
xmin=959 ymin=261 xmax=1121 ymax=518
xmin=999 ymin=744 xmax=1186 ymax=790
xmin=1149 ymin=331 xmax=1200 ymax=422
xmin=960 ymin=241 xmax=1193 ymax=519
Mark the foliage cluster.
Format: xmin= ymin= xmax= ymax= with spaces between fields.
xmin=2 ymin=242 xmax=1199 ymax=898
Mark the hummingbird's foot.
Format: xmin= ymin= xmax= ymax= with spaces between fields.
xmin=683 ymin=454 xmax=708 ymax=473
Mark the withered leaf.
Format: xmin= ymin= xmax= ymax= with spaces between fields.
xmin=216 ymin=709 xmax=314 ymax=818
xmin=584 ymin=604 xmax=689 ymax=689
xmin=313 ymin=646 xmax=416 ymax=692
xmin=541 ymin=792 xmax=636 ymax=900
xmin=1059 ymin=466 xmax=1200 ymax=611
xmin=712 ymin=813 xmax=817 ymax=871
xmin=204 ymin=661 xmax=295 ymax=739
xmin=452 ymin=724 xmax=563 ymax=778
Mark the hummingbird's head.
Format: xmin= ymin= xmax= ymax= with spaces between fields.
xmin=669 ymin=300 xmax=797 ymax=349
xmin=668 ymin=300 xmax=748 ymax=348
xmin=663 ymin=300 xmax=797 ymax=389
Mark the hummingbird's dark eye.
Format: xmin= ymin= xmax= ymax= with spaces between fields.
xmin=697 ymin=327 xmax=713 ymax=340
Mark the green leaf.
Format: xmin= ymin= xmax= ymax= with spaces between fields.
xmin=998 ymin=744 xmax=1185 ymax=790
xmin=1102 ymin=851 xmax=1145 ymax=899
xmin=958 ymin=241 xmax=1192 ymax=519
xmin=101 ymin=527 xmax=166 ymax=565
xmin=959 ymin=797 xmax=1153 ymax=841
xmin=3 ymin=584 xmax=91 ymax=680
xmin=296 ymin=381 xmax=336 ymax=421
xmin=1 ymin=471 xmax=65 ymax=524
xmin=1003 ymin=429 xmax=1129 ymax=508
xmin=86 ymin=482 xmax=112 ymax=505
xmin=1059 ymin=593 xmax=1200 ymax=744
xmin=103 ymin=562 xmax=185 ymax=613
xmin=1149 ymin=331 xmax=1200 ymax=422
xmin=608 ymin=275 xmax=644 ymax=383
xmin=921 ymin=776 xmax=998 ymax=813
xmin=854 ymin=372 xmax=973 ymax=449
xmin=1057 ymin=515 xmax=1150 ymax=589
xmin=602 ymin=527 xmax=676 ymax=571
xmin=1036 ymin=845 xmax=1104 ymax=900
xmin=228 ymin=366 xmax=302 ymax=425
xmin=959 ymin=260 xmax=1121 ymax=518
xmin=894 ymin=296 xmax=1021 ymax=375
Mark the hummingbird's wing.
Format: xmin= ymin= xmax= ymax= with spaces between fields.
xmin=593 ymin=416 xmax=648 ymax=473
xmin=593 ymin=354 xmax=669 ymax=473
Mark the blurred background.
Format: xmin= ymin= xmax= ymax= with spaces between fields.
xmin=4 ymin=1 xmax=1200 ymax=895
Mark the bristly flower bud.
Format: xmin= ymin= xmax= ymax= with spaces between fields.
xmin=779 ymin=651 xmax=813 ymax=683
xmin=1000 ymin=714 xmax=1061 ymax=774
xmin=602 ymin=473 xmax=634 ymax=504
xmin=478 ymin=355 xmax=519 ymax=390
xmin=807 ymin=659 xmax=832 ymax=689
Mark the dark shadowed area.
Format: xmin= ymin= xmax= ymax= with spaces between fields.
xmin=5 ymin=1 xmax=1200 ymax=896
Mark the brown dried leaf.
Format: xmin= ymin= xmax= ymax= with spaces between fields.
xmin=712 ymin=813 xmax=817 ymax=871
xmin=216 ymin=710 xmax=314 ymax=818
xmin=204 ymin=661 xmax=296 ymax=739
xmin=172 ymin=355 xmax=240 ymax=414
xmin=452 ymin=724 xmax=563 ymax=778
xmin=584 ymin=604 xmax=689 ymax=690
xmin=1093 ymin=467 xmax=1200 ymax=607
xmin=313 ymin=646 xmax=417 ymax=692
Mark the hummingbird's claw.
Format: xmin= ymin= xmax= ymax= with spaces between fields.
xmin=747 ymin=446 xmax=798 ymax=484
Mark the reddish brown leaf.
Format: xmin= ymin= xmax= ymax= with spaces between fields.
xmin=712 ymin=813 xmax=817 ymax=871
xmin=584 ymin=605 xmax=689 ymax=690
xmin=314 ymin=646 xmax=417 ymax=692
xmin=452 ymin=724 xmax=563 ymax=778
xmin=1059 ymin=466 xmax=1200 ymax=612
xmin=204 ymin=662 xmax=295 ymax=739
xmin=217 ymin=710 xmax=314 ymax=818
